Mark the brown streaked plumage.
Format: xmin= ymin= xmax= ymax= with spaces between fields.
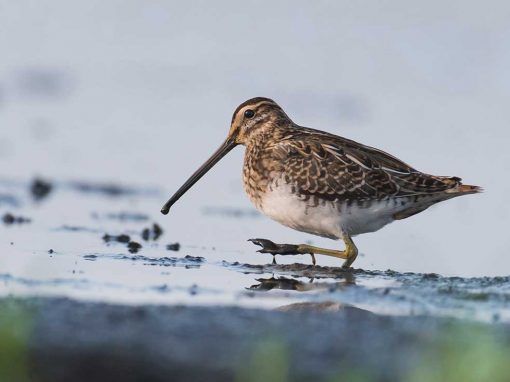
xmin=161 ymin=97 xmax=481 ymax=268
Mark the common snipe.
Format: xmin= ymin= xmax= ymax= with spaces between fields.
xmin=161 ymin=97 xmax=481 ymax=268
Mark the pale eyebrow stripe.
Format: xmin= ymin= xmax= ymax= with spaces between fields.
xmin=232 ymin=100 xmax=277 ymax=126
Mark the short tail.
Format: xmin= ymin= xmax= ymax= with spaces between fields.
xmin=393 ymin=178 xmax=481 ymax=221
xmin=444 ymin=178 xmax=483 ymax=195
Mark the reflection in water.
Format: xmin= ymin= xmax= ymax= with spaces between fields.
xmin=248 ymin=274 xmax=356 ymax=292
xmin=248 ymin=275 xmax=377 ymax=315
xmin=227 ymin=261 xmax=359 ymax=280
xmin=276 ymin=301 xmax=375 ymax=315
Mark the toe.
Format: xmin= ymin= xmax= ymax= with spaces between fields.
xmin=248 ymin=238 xmax=301 ymax=255
xmin=248 ymin=238 xmax=279 ymax=253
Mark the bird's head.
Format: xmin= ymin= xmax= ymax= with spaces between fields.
xmin=161 ymin=97 xmax=289 ymax=214
xmin=226 ymin=97 xmax=290 ymax=145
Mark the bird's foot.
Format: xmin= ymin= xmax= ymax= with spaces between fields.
xmin=248 ymin=238 xmax=300 ymax=255
xmin=248 ymin=238 xmax=317 ymax=265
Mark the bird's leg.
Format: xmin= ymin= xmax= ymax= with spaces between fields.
xmin=339 ymin=235 xmax=358 ymax=269
xmin=297 ymin=237 xmax=359 ymax=268
xmin=248 ymin=235 xmax=358 ymax=269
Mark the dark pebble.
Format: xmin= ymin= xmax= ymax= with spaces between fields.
xmin=128 ymin=241 xmax=142 ymax=254
xmin=30 ymin=178 xmax=53 ymax=201
xmin=117 ymin=234 xmax=131 ymax=243
xmin=141 ymin=223 xmax=164 ymax=241
xmin=3 ymin=213 xmax=15 ymax=224
xmin=153 ymin=223 xmax=163 ymax=240
xmin=103 ymin=234 xmax=131 ymax=243
xmin=3 ymin=213 xmax=31 ymax=225
xmin=166 ymin=243 xmax=181 ymax=251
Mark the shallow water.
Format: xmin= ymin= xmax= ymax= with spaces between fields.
xmin=1 ymin=178 xmax=509 ymax=323
xmin=1 ymin=1 xmax=509 ymax=322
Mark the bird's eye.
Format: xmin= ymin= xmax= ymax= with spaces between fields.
xmin=244 ymin=109 xmax=255 ymax=119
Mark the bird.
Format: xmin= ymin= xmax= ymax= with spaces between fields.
xmin=161 ymin=97 xmax=481 ymax=268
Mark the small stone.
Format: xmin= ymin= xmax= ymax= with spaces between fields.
xmin=127 ymin=241 xmax=142 ymax=254
xmin=2 ymin=213 xmax=31 ymax=225
xmin=31 ymin=178 xmax=53 ymax=201
xmin=103 ymin=233 xmax=131 ymax=243
xmin=166 ymin=243 xmax=181 ymax=251
xmin=153 ymin=223 xmax=163 ymax=240
xmin=116 ymin=234 xmax=130 ymax=243
xmin=3 ymin=213 xmax=15 ymax=225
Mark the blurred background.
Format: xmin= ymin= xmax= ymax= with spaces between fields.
xmin=0 ymin=0 xmax=508 ymax=279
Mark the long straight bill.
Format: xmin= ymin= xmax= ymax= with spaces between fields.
xmin=161 ymin=138 xmax=236 ymax=214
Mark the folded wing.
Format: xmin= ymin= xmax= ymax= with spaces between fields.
xmin=272 ymin=127 xmax=461 ymax=202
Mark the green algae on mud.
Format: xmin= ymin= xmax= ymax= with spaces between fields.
xmin=3 ymin=296 xmax=510 ymax=382
xmin=0 ymin=299 xmax=32 ymax=382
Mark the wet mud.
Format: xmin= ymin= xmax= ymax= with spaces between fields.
xmin=81 ymin=253 xmax=204 ymax=268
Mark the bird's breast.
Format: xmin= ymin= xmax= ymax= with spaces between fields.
xmin=242 ymin=144 xmax=282 ymax=209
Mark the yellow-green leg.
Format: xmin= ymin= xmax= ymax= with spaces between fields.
xmin=248 ymin=235 xmax=358 ymax=269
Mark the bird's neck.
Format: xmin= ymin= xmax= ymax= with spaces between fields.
xmin=244 ymin=125 xmax=289 ymax=151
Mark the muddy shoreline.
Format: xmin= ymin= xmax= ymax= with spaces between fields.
xmin=1 ymin=178 xmax=508 ymax=380
xmin=0 ymin=297 xmax=507 ymax=381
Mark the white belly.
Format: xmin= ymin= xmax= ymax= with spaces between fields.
xmin=257 ymin=184 xmax=400 ymax=239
